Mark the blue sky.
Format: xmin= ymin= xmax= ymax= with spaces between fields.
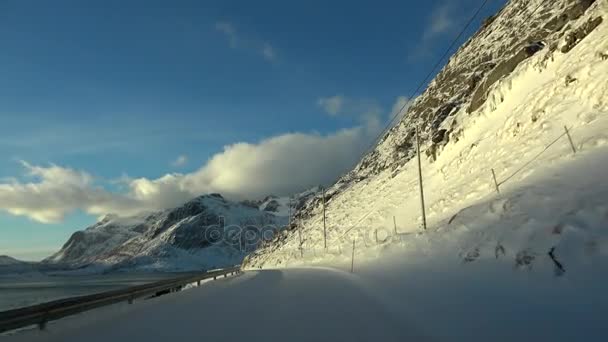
xmin=0 ymin=0 xmax=507 ymax=260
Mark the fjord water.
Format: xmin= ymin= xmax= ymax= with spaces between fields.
xmin=0 ymin=273 xmax=181 ymax=311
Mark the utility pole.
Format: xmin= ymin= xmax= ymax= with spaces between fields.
xmin=351 ymin=239 xmax=356 ymax=273
xmin=416 ymin=126 xmax=428 ymax=231
xmin=288 ymin=197 xmax=303 ymax=258
xmin=564 ymin=126 xmax=577 ymax=154
xmin=393 ymin=216 xmax=397 ymax=235
xmin=288 ymin=197 xmax=292 ymax=228
xmin=322 ymin=187 xmax=327 ymax=250
xmin=491 ymin=169 xmax=500 ymax=194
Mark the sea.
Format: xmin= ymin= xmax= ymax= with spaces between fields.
xmin=0 ymin=272 xmax=181 ymax=312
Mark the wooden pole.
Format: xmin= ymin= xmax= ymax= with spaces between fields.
xmin=288 ymin=197 xmax=291 ymax=228
xmin=351 ymin=239 xmax=356 ymax=273
xmin=322 ymin=187 xmax=327 ymax=250
xmin=564 ymin=126 xmax=577 ymax=154
xmin=393 ymin=216 xmax=397 ymax=235
xmin=298 ymin=226 xmax=303 ymax=258
xmin=375 ymin=229 xmax=378 ymax=244
xmin=416 ymin=126 xmax=428 ymax=230
xmin=491 ymin=168 xmax=500 ymax=194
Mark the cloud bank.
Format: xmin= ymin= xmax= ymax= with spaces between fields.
xmin=215 ymin=21 xmax=277 ymax=62
xmin=0 ymin=94 xmax=413 ymax=223
xmin=0 ymin=121 xmax=381 ymax=223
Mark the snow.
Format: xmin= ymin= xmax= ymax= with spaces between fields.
xmin=239 ymin=1 xmax=608 ymax=339
xmin=3 ymin=1 xmax=607 ymax=341
xmin=255 ymin=186 xmax=322 ymax=217
xmin=247 ymin=0 xmax=608 ymax=271
xmin=0 ymin=256 xmax=23 ymax=266
xmin=46 ymin=194 xmax=285 ymax=273
xmin=6 ymin=263 xmax=608 ymax=341
xmin=3 ymin=269 xmax=429 ymax=342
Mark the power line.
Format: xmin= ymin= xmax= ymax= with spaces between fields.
xmin=291 ymin=0 xmax=550 ymax=252
xmin=359 ymin=0 xmax=493 ymax=160
xmin=360 ymin=0 xmax=548 ymax=161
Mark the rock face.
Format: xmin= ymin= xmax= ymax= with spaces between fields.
xmin=245 ymin=0 xmax=605 ymax=267
xmin=291 ymin=0 xmax=601 ymax=225
xmin=46 ymin=195 xmax=286 ymax=272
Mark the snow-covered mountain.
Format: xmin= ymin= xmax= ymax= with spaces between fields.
xmin=245 ymin=0 xmax=608 ymax=270
xmin=0 ymin=255 xmax=23 ymax=265
xmin=241 ymin=186 xmax=322 ymax=217
xmin=0 ymin=255 xmax=41 ymax=275
xmin=45 ymin=194 xmax=287 ymax=272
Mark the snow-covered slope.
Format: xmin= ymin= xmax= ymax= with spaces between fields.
xmin=0 ymin=256 xmax=40 ymax=275
xmin=0 ymin=255 xmax=24 ymax=266
xmin=245 ymin=0 xmax=608 ymax=270
xmin=46 ymin=194 xmax=286 ymax=272
xmin=241 ymin=186 xmax=322 ymax=217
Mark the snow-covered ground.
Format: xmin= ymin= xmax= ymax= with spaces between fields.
xmin=3 ymin=269 xmax=429 ymax=342
xmin=237 ymin=1 xmax=608 ymax=340
xmin=4 ymin=2 xmax=607 ymax=341
xmin=247 ymin=0 xmax=608 ymax=272
xmin=5 ymin=264 xmax=607 ymax=341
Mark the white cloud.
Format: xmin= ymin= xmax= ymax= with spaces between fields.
xmin=215 ymin=21 xmax=238 ymax=48
xmin=317 ymin=95 xmax=345 ymax=116
xmin=261 ymin=43 xmax=277 ymax=62
xmin=215 ymin=21 xmax=278 ymax=62
xmin=0 ymin=120 xmax=381 ymax=223
xmin=171 ymin=155 xmax=188 ymax=168
xmin=408 ymin=2 xmax=457 ymax=61
xmin=0 ymin=94 xmax=408 ymax=224
xmin=423 ymin=3 xmax=455 ymax=40
xmin=316 ymin=95 xmax=384 ymax=123
xmin=390 ymin=96 xmax=414 ymax=123
xmin=0 ymin=161 xmax=141 ymax=223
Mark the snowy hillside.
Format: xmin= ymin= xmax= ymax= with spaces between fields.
xmin=0 ymin=256 xmax=40 ymax=275
xmin=0 ymin=256 xmax=23 ymax=266
xmin=241 ymin=186 xmax=322 ymax=217
xmin=46 ymin=194 xmax=286 ymax=273
xmin=245 ymin=0 xmax=608 ymax=270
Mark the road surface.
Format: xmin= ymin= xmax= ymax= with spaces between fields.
xmin=4 ymin=268 xmax=430 ymax=341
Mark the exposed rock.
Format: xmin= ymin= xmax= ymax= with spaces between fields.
xmin=463 ymin=248 xmax=480 ymax=263
xmin=46 ymin=194 xmax=285 ymax=272
xmin=263 ymin=200 xmax=280 ymax=213
xmin=469 ymin=41 xmax=545 ymax=113
xmin=515 ymin=250 xmax=536 ymax=270
xmin=565 ymin=74 xmax=578 ymax=85
xmin=246 ymin=0 xmax=606 ymax=269
xmin=561 ymin=16 xmax=603 ymax=53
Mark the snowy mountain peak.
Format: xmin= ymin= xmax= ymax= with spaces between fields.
xmin=46 ymin=193 xmax=287 ymax=272
xmin=0 ymin=255 xmax=24 ymax=266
